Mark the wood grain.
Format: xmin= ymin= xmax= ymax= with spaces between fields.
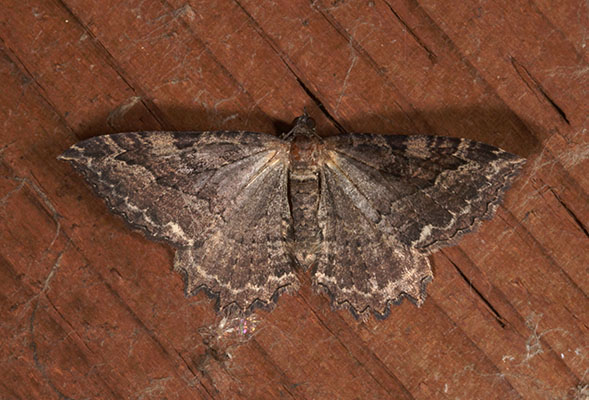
xmin=0 ymin=0 xmax=587 ymax=399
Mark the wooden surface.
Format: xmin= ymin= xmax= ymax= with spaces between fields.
xmin=0 ymin=0 xmax=587 ymax=399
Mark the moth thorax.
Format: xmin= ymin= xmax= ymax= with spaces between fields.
xmin=289 ymin=134 xmax=322 ymax=172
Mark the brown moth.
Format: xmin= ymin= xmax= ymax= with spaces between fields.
xmin=59 ymin=114 xmax=525 ymax=318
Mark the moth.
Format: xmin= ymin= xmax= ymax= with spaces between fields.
xmin=59 ymin=114 xmax=525 ymax=318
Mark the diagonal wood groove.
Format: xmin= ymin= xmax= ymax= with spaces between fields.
xmin=442 ymin=252 xmax=507 ymax=328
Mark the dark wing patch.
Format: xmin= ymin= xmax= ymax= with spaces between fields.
xmin=323 ymin=134 xmax=525 ymax=253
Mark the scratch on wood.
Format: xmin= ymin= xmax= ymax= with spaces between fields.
xmin=383 ymin=2 xmax=437 ymax=63
xmin=571 ymin=382 xmax=589 ymax=400
xmin=135 ymin=376 xmax=173 ymax=400
xmin=172 ymin=4 xmax=196 ymax=21
xmin=3 ymin=175 xmax=62 ymax=251
xmin=510 ymin=57 xmax=570 ymax=125
xmin=29 ymin=245 xmax=73 ymax=400
xmin=334 ymin=52 xmax=358 ymax=115
xmin=0 ymin=141 xmax=16 ymax=157
xmin=308 ymin=1 xmax=432 ymax=133
xmin=0 ymin=179 xmax=26 ymax=207
xmin=555 ymin=141 xmax=589 ymax=169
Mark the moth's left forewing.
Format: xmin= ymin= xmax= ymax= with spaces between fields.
xmin=58 ymin=131 xmax=289 ymax=245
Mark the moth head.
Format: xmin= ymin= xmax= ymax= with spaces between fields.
xmin=293 ymin=112 xmax=315 ymax=129
xmin=284 ymin=113 xmax=317 ymax=139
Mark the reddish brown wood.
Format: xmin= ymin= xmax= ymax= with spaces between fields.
xmin=0 ymin=0 xmax=587 ymax=399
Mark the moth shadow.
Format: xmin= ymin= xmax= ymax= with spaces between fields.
xmin=79 ymin=102 xmax=298 ymax=140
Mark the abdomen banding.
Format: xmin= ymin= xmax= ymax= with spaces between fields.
xmin=288 ymin=136 xmax=322 ymax=268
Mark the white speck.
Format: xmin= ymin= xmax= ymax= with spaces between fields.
xmin=561 ymin=353 xmax=564 ymax=359
xmin=444 ymin=383 xmax=448 ymax=393
xmin=502 ymin=354 xmax=515 ymax=362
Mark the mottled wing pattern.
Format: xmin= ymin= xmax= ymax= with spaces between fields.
xmin=315 ymin=134 xmax=525 ymax=317
xmin=316 ymin=164 xmax=433 ymax=317
xmin=59 ymin=131 xmax=297 ymax=312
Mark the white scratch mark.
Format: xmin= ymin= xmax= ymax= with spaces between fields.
xmin=334 ymin=53 xmax=358 ymax=115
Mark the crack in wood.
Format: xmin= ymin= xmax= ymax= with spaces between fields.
xmin=510 ymin=57 xmax=570 ymax=125
xmin=293 ymin=76 xmax=348 ymax=134
xmin=548 ymin=188 xmax=589 ymax=238
xmin=445 ymin=255 xmax=507 ymax=328
xmin=383 ymin=1 xmax=437 ymax=63
xmin=172 ymin=350 xmax=216 ymax=399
